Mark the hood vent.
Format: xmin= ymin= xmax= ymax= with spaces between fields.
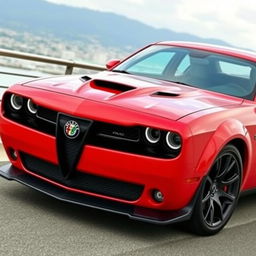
xmin=90 ymin=80 xmax=135 ymax=94
xmin=152 ymin=91 xmax=180 ymax=97
xmin=81 ymin=75 xmax=91 ymax=82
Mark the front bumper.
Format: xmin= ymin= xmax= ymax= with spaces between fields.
xmin=0 ymin=163 xmax=194 ymax=224
xmin=0 ymin=87 xmax=200 ymax=211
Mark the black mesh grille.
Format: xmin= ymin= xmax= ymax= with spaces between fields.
xmin=20 ymin=153 xmax=144 ymax=201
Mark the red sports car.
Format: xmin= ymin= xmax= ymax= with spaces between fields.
xmin=1 ymin=41 xmax=256 ymax=235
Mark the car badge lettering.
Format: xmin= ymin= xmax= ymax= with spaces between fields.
xmin=112 ymin=131 xmax=125 ymax=137
xmin=64 ymin=120 xmax=80 ymax=139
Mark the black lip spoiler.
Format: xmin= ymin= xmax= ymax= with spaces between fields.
xmin=0 ymin=163 xmax=194 ymax=225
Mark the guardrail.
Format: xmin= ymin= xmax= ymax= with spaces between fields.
xmin=0 ymin=48 xmax=106 ymax=88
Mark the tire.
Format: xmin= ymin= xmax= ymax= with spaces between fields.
xmin=189 ymin=144 xmax=242 ymax=236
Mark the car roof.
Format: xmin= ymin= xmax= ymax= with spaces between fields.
xmin=156 ymin=41 xmax=256 ymax=63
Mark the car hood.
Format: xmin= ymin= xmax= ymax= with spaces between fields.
xmin=22 ymin=72 xmax=243 ymax=120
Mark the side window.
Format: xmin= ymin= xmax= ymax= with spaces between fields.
xmin=175 ymin=55 xmax=190 ymax=76
xmin=218 ymin=61 xmax=252 ymax=78
xmin=127 ymin=51 xmax=175 ymax=75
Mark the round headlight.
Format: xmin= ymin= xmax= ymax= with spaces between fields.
xmin=10 ymin=94 xmax=23 ymax=110
xmin=145 ymin=127 xmax=161 ymax=144
xmin=27 ymin=99 xmax=38 ymax=114
xmin=166 ymin=132 xmax=181 ymax=150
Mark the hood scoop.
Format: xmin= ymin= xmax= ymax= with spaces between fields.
xmin=90 ymin=80 xmax=135 ymax=94
xmin=152 ymin=91 xmax=180 ymax=97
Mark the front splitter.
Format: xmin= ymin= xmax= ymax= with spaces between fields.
xmin=0 ymin=163 xmax=193 ymax=225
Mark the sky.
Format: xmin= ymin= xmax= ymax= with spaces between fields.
xmin=46 ymin=0 xmax=256 ymax=50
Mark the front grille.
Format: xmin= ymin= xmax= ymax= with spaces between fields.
xmin=20 ymin=153 xmax=144 ymax=201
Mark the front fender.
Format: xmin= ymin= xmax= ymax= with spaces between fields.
xmin=192 ymin=119 xmax=251 ymax=179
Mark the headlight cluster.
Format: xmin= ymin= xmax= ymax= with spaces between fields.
xmin=9 ymin=94 xmax=38 ymax=115
xmin=3 ymin=92 xmax=57 ymax=137
xmin=145 ymin=127 xmax=182 ymax=151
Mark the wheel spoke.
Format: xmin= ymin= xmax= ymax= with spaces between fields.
xmin=226 ymin=160 xmax=236 ymax=173
xmin=221 ymin=173 xmax=239 ymax=185
xmin=215 ymin=157 xmax=223 ymax=177
xmin=216 ymin=155 xmax=234 ymax=180
xmin=212 ymin=195 xmax=224 ymax=221
xmin=204 ymin=199 xmax=213 ymax=221
xmin=202 ymin=191 xmax=211 ymax=204
xmin=210 ymin=201 xmax=215 ymax=225
xmin=218 ymin=190 xmax=235 ymax=203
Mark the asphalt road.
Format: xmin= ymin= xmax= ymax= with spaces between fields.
xmin=1 ymin=160 xmax=256 ymax=256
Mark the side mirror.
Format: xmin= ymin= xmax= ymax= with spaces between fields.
xmin=106 ymin=59 xmax=121 ymax=70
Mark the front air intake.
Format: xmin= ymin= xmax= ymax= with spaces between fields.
xmin=20 ymin=153 xmax=144 ymax=201
xmin=90 ymin=80 xmax=135 ymax=94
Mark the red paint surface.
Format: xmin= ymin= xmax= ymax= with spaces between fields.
xmin=1 ymin=42 xmax=256 ymax=212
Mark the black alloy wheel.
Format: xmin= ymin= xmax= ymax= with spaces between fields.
xmin=189 ymin=144 xmax=242 ymax=236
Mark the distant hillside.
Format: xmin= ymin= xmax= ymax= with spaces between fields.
xmin=0 ymin=0 xmax=230 ymax=50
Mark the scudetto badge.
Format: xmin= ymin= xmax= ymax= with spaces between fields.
xmin=64 ymin=120 xmax=80 ymax=139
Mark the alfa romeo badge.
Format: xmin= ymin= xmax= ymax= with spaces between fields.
xmin=64 ymin=120 xmax=80 ymax=139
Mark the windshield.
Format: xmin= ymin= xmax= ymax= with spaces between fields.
xmin=113 ymin=45 xmax=256 ymax=100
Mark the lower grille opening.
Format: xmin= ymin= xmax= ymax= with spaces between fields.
xmin=20 ymin=153 xmax=144 ymax=201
